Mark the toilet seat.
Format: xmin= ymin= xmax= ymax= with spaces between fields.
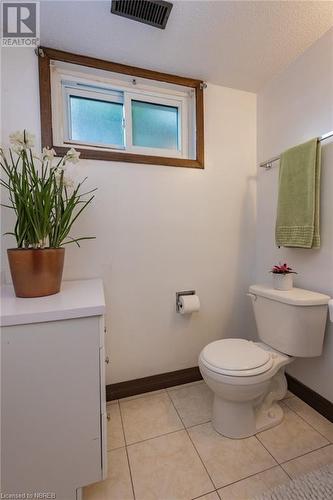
xmin=200 ymin=338 xmax=274 ymax=377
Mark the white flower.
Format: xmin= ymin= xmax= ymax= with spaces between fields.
xmin=54 ymin=167 xmax=74 ymax=189
xmin=9 ymin=130 xmax=35 ymax=153
xmin=42 ymin=147 xmax=56 ymax=162
xmin=64 ymin=148 xmax=80 ymax=165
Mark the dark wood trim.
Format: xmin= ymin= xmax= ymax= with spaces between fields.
xmin=286 ymin=373 xmax=333 ymax=422
xmin=195 ymin=85 xmax=204 ymax=166
xmin=38 ymin=51 xmax=53 ymax=151
xmin=38 ymin=47 xmax=205 ymax=169
xmin=106 ymin=366 xmax=333 ymax=423
xmin=41 ymin=47 xmax=202 ymax=88
xmin=52 ymin=146 xmax=203 ymax=169
xmin=106 ymin=366 xmax=202 ymax=401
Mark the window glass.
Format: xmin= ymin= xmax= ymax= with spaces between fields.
xmin=69 ymin=96 xmax=124 ymax=147
xmin=131 ymin=100 xmax=178 ymax=150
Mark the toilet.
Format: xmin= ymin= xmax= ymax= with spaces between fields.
xmin=199 ymin=284 xmax=330 ymax=439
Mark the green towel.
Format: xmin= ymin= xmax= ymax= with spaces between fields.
xmin=275 ymin=138 xmax=321 ymax=248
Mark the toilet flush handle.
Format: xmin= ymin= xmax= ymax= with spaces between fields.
xmin=246 ymin=292 xmax=257 ymax=302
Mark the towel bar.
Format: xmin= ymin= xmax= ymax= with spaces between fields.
xmin=259 ymin=131 xmax=333 ymax=169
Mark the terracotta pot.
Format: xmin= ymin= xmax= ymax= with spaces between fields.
xmin=7 ymin=248 xmax=65 ymax=298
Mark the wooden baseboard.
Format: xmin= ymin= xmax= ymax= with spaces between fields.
xmin=106 ymin=367 xmax=333 ymax=422
xmin=286 ymin=374 xmax=333 ymax=422
xmin=106 ymin=366 xmax=202 ymax=401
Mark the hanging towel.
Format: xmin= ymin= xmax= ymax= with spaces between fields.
xmin=275 ymin=138 xmax=321 ymax=248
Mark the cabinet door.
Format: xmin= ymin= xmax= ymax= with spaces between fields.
xmin=1 ymin=316 xmax=102 ymax=499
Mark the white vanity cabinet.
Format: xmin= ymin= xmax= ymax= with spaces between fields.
xmin=1 ymin=279 xmax=107 ymax=500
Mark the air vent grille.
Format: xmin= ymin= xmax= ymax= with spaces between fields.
xmin=111 ymin=1 xmax=173 ymax=29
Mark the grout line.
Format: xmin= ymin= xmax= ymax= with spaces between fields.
xmin=165 ymin=390 xmax=217 ymax=490
xmin=279 ymin=465 xmax=293 ymax=480
xmin=217 ymin=464 xmax=285 ymax=493
xmin=191 ymin=489 xmax=219 ymax=500
xmin=280 ymin=442 xmax=332 ymax=467
xmin=283 ymin=398 xmax=332 ymax=442
xmin=126 ymin=427 xmax=185 ymax=447
xmin=256 ymin=429 xmax=332 ymax=478
xmin=186 ymin=419 xmax=212 ymax=430
xmin=118 ymin=402 xmax=136 ymax=500
xmin=107 ymin=444 xmax=126 ymax=452
xmin=254 ymin=434 xmax=279 ymax=466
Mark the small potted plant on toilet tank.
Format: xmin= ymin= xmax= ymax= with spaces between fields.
xmin=0 ymin=130 xmax=96 ymax=298
xmin=270 ymin=262 xmax=297 ymax=291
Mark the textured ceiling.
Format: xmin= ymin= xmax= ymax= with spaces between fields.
xmin=40 ymin=0 xmax=333 ymax=92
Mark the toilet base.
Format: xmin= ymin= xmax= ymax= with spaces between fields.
xmin=212 ymin=397 xmax=256 ymax=439
xmin=212 ymin=396 xmax=284 ymax=439
xmin=255 ymin=402 xmax=284 ymax=433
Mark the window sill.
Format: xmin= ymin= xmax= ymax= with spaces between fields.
xmin=53 ymin=146 xmax=204 ymax=169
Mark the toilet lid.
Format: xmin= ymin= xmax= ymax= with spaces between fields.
xmin=200 ymin=339 xmax=273 ymax=376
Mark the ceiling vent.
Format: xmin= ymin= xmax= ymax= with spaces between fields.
xmin=111 ymin=1 xmax=173 ymax=29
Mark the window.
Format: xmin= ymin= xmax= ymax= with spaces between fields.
xmin=58 ymin=78 xmax=187 ymax=158
xmin=69 ymin=95 xmax=124 ymax=148
xmin=131 ymin=100 xmax=179 ymax=150
xmin=38 ymin=47 xmax=204 ymax=168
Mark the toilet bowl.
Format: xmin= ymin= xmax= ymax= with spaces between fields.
xmin=199 ymin=339 xmax=291 ymax=438
xmin=199 ymin=285 xmax=330 ymax=439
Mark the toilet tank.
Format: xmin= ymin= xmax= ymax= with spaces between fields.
xmin=248 ymin=285 xmax=330 ymax=357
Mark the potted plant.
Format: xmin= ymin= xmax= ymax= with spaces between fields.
xmin=0 ymin=130 xmax=96 ymax=298
xmin=270 ymin=263 xmax=297 ymax=291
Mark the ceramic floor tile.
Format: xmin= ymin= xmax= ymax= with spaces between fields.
xmin=193 ymin=492 xmax=220 ymax=500
xmin=281 ymin=444 xmax=333 ymax=477
xmin=106 ymin=399 xmax=118 ymax=406
xmin=107 ymin=402 xmax=125 ymax=450
xmin=188 ymin=422 xmax=276 ymax=488
xmin=120 ymin=391 xmax=183 ymax=444
xmin=120 ymin=388 xmax=166 ymax=402
xmin=218 ymin=466 xmax=289 ymax=500
xmin=83 ymin=448 xmax=133 ymax=500
xmin=169 ymin=381 xmax=213 ymax=427
xmin=167 ymin=380 xmax=204 ymax=392
xmin=257 ymin=406 xmax=329 ymax=463
xmin=284 ymin=396 xmax=333 ymax=442
xmin=127 ymin=429 xmax=214 ymax=500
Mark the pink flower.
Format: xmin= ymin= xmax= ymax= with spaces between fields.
xmin=270 ymin=262 xmax=297 ymax=274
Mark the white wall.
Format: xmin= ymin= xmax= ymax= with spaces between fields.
xmin=1 ymin=48 xmax=257 ymax=384
xmin=257 ymin=28 xmax=333 ymax=401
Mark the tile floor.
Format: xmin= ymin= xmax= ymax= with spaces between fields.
xmin=83 ymin=381 xmax=333 ymax=500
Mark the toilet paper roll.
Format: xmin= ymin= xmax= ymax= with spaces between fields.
xmin=178 ymin=294 xmax=200 ymax=314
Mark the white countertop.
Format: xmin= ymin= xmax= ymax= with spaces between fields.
xmin=0 ymin=279 xmax=105 ymax=327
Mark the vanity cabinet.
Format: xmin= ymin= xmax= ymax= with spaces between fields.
xmin=1 ymin=279 xmax=107 ymax=500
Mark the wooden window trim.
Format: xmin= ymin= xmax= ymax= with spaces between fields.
xmin=38 ymin=47 xmax=204 ymax=169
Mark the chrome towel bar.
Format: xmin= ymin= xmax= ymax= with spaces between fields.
xmin=259 ymin=131 xmax=333 ymax=169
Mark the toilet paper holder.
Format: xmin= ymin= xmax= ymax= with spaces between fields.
xmin=176 ymin=290 xmax=196 ymax=313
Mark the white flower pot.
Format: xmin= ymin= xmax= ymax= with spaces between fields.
xmin=272 ymin=273 xmax=293 ymax=291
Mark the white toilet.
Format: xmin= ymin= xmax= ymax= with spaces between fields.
xmin=199 ymin=284 xmax=330 ymax=439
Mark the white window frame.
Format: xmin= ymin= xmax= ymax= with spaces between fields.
xmin=51 ymin=65 xmax=192 ymax=159
xmin=63 ymin=83 xmax=125 ymax=150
